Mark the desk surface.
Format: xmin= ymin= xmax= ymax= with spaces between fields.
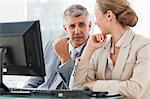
xmin=0 ymin=89 xmax=123 ymax=99
xmin=0 ymin=94 xmax=122 ymax=99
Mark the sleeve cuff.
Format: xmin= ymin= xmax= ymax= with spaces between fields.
xmin=92 ymin=80 xmax=120 ymax=94
xmin=58 ymin=59 xmax=74 ymax=68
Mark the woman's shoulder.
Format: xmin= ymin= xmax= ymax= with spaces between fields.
xmin=132 ymin=33 xmax=150 ymax=49
xmin=134 ymin=34 xmax=150 ymax=43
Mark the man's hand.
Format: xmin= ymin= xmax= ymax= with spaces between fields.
xmin=52 ymin=37 xmax=71 ymax=64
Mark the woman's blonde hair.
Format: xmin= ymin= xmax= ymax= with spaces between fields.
xmin=96 ymin=0 xmax=138 ymax=27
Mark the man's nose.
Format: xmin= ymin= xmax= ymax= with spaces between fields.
xmin=74 ymin=26 xmax=81 ymax=34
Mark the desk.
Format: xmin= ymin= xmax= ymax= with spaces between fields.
xmin=0 ymin=90 xmax=123 ymax=99
xmin=0 ymin=94 xmax=122 ymax=99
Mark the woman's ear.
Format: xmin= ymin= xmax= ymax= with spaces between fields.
xmin=106 ymin=10 xmax=113 ymax=21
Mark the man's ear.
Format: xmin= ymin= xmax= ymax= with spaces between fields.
xmin=63 ymin=24 xmax=68 ymax=34
xmin=63 ymin=24 xmax=66 ymax=30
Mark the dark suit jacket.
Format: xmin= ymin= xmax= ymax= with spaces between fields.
xmin=24 ymin=39 xmax=86 ymax=90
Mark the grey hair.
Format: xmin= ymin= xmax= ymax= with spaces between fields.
xmin=63 ymin=4 xmax=89 ymax=23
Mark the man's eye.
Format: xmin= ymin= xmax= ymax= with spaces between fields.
xmin=69 ymin=24 xmax=75 ymax=29
xmin=79 ymin=22 xmax=85 ymax=28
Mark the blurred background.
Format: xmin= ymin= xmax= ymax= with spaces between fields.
xmin=0 ymin=0 xmax=150 ymax=88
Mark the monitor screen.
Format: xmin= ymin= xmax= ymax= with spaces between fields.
xmin=0 ymin=20 xmax=45 ymax=76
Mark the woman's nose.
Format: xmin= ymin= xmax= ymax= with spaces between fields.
xmin=94 ymin=20 xmax=98 ymax=25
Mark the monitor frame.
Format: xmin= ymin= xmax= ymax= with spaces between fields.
xmin=0 ymin=20 xmax=45 ymax=94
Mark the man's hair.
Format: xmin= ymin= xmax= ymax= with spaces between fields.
xmin=63 ymin=4 xmax=89 ymax=22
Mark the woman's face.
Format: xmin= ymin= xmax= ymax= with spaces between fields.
xmin=94 ymin=3 xmax=109 ymax=36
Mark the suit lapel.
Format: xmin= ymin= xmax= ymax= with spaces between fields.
xmin=112 ymin=29 xmax=135 ymax=80
xmin=47 ymin=55 xmax=61 ymax=88
xmin=99 ymin=40 xmax=111 ymax=79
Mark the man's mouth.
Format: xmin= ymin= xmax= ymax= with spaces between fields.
xmin=74 ymin=36 xmax=83 ymax=39
xmin=73 ymin=37 xmax=83 ymax=41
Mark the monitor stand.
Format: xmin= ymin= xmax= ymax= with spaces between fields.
xmin=0 ymin=47 xmax=10 ymax=94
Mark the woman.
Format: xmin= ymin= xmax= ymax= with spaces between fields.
xmin=73 ymin=0 xmax=150 ymax=98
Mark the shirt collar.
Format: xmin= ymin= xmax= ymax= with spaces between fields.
xmin=115 ymin=28 xmax=129 ymax=47
xmin=69 ymin=40 xmax=85 ymax=53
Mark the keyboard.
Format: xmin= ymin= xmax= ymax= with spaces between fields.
xmin=10 ymin=87 xmax=51 ymax=92
xmin=9 ymin=87 xmax=111 ymax=98
xmin=9 ymin=87 xmax=52 ymax=95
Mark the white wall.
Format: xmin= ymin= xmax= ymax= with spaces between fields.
xmin=0 ymin=0 xmax=28 ymax=88
xmin=0 ymin=0 xmax=27 ymax=22
xmin=130 ymin=0 xmax=150 ymax=37
xmin=0 ymin=0 xmax=150 ymax=40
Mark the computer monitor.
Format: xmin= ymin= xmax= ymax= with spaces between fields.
xmin=0 ymin=20 xmax=45 ymax=93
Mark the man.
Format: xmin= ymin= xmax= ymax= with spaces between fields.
xmin=24 ymin=4 xmax=91 ymax=90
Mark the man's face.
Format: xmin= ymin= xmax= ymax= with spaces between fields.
xmin=64 ymin=15 xmax=91 ymax=48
